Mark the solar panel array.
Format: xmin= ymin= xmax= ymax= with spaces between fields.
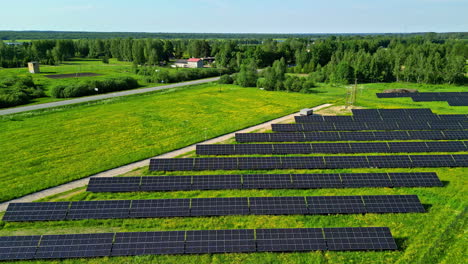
xmin=150 ymin=154 xmax=468 ymax=171
xmin=272 ymin=121 xmax=466 ymax=132
xmin=236 ymin=130 xmax=468 ymax=142
xmin=0 ymin=227 xmax=397 ymax=260
xmin=196 ymin=141 xmax=467 ymax=155
xmin=3 ymin=195 xmax=424 ymax=222
xmin=376 ymin=92 xmax=468 ymax=106
xmin=87 ymin=172 xmax=442 ymax=192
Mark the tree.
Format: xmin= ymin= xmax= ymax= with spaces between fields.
xmin=235 ymin=61 xmax=257 ymax=87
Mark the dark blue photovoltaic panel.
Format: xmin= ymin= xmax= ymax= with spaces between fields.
xmin=425 ymin=141 xmax=467 ymax=152
xmin=129 ymin=199 xmax=190 ymax=218
xmin=190 ymin=197 xmax=249 ymax=216
xmin=368 ymin=155 xmax=412 ymax=168
xmin=443 ymin=130 xmax=468 ymax=140
xmin=389 ymin=172 xmax=442 ymax=187
xmin=293 ymin=174 xmax=342 ymax=189
xmin=452 ymin=154 xmax=468 ymax=166
xmin=196 ymin=144 xmax=235 ymax=155
xmin=192 ymin=175 xmax=242 ymax=190
xmin=242 ymin=174 xmax=293 ymax=189
xmin=340 ymin=173 xmax=391 ymax=187
xmin=311 ymin=143 xmax=351 ymax=153
xmin=235 ymin=133 xmax=271 ymax=143
xmin=194 ymin=158 xmax=238 ymax=170
xmin=235 ymin=144 xmax=274 ymax=155
xmin=362 ymin=195 xmax=425 ymax=213
xmin=307 ymin=196 xmax=366 ymax=214
xmin=250 ymin=197 xmax=308 ymax=215
xmin=150 ymin=158 xmax=194 ymax=171
xmin=238 ymin=157 xmax=282 ymax=170
xmin=35 ymin=233 xmax=114 ymax=259
xmin=0 ymin=236 xmax=41 ymax=261
xmin=111 ymin=231 xmax=185 ymax=256
xmin=304 ymin=132 xmax=341 ymax=141
xmin=271 ymin=133 xmax=307 ymax=142
xmin=140 ymin=176 xmax=192 ymax=191
xmin=349 ymin=142 xmax=389 ymax=153
xmin=324 ymin=156 xmax=369 ymax=168
xmin=66 ymin=200 xmax=131 ymax=220
xmin=185 ymin=229 xmax=256 ymax=253
xmin=256 ymin=228 xmax=327 ymax=252
xmin=339 ymin=132 xmax=375 ymax=141
xmin=282 ymin=157 xmax=325 ymax=169
xmin=410 ymin=155 xmax=456 ymax=167
xmin=388 ymin=142 xmax=428 ymax=153
xmin=87 ymin=177 xmax=140 ymax=192
xmin=324 ymin=227 xmax=397 ymax=251
xmin=272 ymin=143 xmax=313 ymax=154
xmin=2 ymin=202 xmax=70 ymax=222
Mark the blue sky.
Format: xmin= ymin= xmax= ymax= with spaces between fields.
xmin=1 ymin=0 xmax=466 ymax=33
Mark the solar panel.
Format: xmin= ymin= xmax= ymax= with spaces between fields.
xmin=140 ymin=176 xmax=192 ymax=191
xmin=324 ymin=156 xmax=369 ymax=168
xmin=396 ymin=122 xmax=430 ymax=130
xmin=192 ymin=175 xmax=242 ymax=190
xmin=365 ymin=122 xmax=400 ymax=131
xmin=256 ymin=228 xmax=327 ymax=252
xmin=281 ymin=157 xmax=325 ymax=169
xmin=87 ymin=177 xmax=141 ymax=192
xmin=293 ymin=173 xmax=342 ymax=189
xmin=339 ymin=131 xmax=375 ymax=141
xmin=271 ymin=133 xmax=307 ymax=142
xmin=190 ymin=197 xmax=249 ymax=216
xmin=388 ymin=142 xmax=428 ymax=153
xmin=185 ymin=229 xmax=256 ymax=253
xmin=368 ymin=155 xmax=412 ymax=168
xmin=238 ymin=157 xmax=281 ymax=170
xmin=249 ymin=196 xmax=308 ymax=215
xmin=333 ymin=122 xmax=367 ymax=131
xmin=294 ymin=115 xmax=325 ymax=123
xmin=362 ymin=195 xmax=425 ymax=213
xmin=425 ymin=141 xmax=467 ymax=152
xmin=407 ymin=131 xmax=444 ymax=140
xmin=271 ymin=124 xmax=303 ymax=132
xmin=111 ymin=231 xmax=185 ymax=256
xmin=389 ymin=172 xmax=443 ymax=187
xmin=235 ymin=133 xmax=271 ymax=143
xmin=272 ymin=143 xmax=313 ymax=154
xmin=352 ymin=109 xmax=381 ymax=118
xmin=66 ymin=200 xmax=131 ymax=220
xmin=311 ymin=143 xmax=352 ymax=153
xmin=0 ymin=236 xmax=41 ymax=261
xmin=443 ymin=130 xmax=468 ymax=140
xmin=242 ymin=174 xmax=293 ymax=189
xmin=35 ymin=233 xmax=114 ymax=259
xmin=150 ymin=158 xmax=194 ymax=171
xmin=340 ymin=173 xmax=392 ymax=188
xmin=307 ymin=196 xmax=366 ymax=214
xmin=410 ymin=155 xmax=456 ymax=167
xmin=304 ymin=132 xmax=341 ymax=141
xmin=323 ymin=227 xmax=397 ymax=251
xmin=194 ymin=158 xmax=238 ymax=170
xmin=429 ymin=122 xmax=463 ymax=130
xmin=2 ymin=202 xmax=70 ymax=222
xmin=235 ymin=144 xmax=274 ymax=155
xmin=349 ymin=142 xmax=389 ymax=153
xmin=452 ymin=154 xmax=468 ymax=166
xmin=438 ymin=115 xmax=468 ymax=121
xmin=196 ymin=144 xmax=235 ymax=155
xmin=129 ymin=199 xmax=190 ymax=218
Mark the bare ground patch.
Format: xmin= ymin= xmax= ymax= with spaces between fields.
xmin=44 ymin=72 xmax=102 ymax=79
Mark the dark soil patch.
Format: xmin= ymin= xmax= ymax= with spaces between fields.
xmin=44 ymin=73 xmax=102 ymax=79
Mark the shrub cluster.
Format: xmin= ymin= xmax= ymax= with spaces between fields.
xmin=51 ymin=77 xmax=139 ymax=98
xmin=136 ymin=67 xmax=233 ymax=84
xmin=0 ymin=76 xmax=44 ymax=107
xmin=218 ymin=74 xmax=234 ymax=84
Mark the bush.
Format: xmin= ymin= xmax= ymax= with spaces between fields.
xmin=50 ymin=77 xmax=139 ymax=98
xmin=0 ymin=76 xmax=43 ymax=108
xmin=218 ymin=74 xmax=233 ymax=84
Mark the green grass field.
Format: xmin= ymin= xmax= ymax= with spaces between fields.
xmin=0 ymin=81 xmax=466 ymax=263
xmin=0 ymin=83 xmax=343 ymax=202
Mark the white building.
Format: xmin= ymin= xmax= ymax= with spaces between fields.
xmin=173 ymin=58 xmax=204 ymax=68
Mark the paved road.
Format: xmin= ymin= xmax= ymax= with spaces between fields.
xmin=0 ymin=103 xmax=332 ymax=211
xmin=0 ymin=77 xmax=220 ymax=116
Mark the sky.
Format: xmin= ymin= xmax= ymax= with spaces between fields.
xmin=0 ymin=0 xmax=466 ymax=33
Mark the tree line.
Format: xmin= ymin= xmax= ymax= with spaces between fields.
xmin=0 ymin=34 xmax=466 ymax=84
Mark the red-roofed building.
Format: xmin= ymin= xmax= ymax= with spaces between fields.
xmin=187 ymin=58 xmax=204 ymax=68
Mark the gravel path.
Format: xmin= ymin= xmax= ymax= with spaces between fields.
xmin=0 ymin=77 xmax=220 ymax=116
xmin=0 ymin=103 xmax=332 ymax=211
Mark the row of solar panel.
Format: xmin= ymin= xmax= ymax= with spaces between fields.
xmin=86 ymin=172 xmax=442 ymax=192
xmin=150 ymin=154 xmax=468 ymax=171
xmin=376 ymin=92 xmax=468 ymax=98
xmin=235 ymin=130 xmax=468 ymax=142
xmin=0 ymin=227 xmax=397 ymax=260
xmin=271 ymin=121 xmax=467 ymax=132
xmin=196 ymin=141 xmax=468 ymax=155
xmin=294 ymin=114 xmax=467 ymax=123
xmin=3 ymin=195 xmax=424 ymax=222
xmin=376 ymin=93 xmax=468 ymax=106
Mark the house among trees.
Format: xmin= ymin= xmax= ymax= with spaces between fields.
xmin=173 ymin=58 xmax=204 ymax=68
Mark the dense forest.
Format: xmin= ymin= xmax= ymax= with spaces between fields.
xmin=2 ymin=31 xmax=466 ymax=40
xmin=1 ymin=34 xmax=467 ymax=85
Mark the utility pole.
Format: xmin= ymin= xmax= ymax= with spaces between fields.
xmin=345 ymin=78 xmax=358 ymax=109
